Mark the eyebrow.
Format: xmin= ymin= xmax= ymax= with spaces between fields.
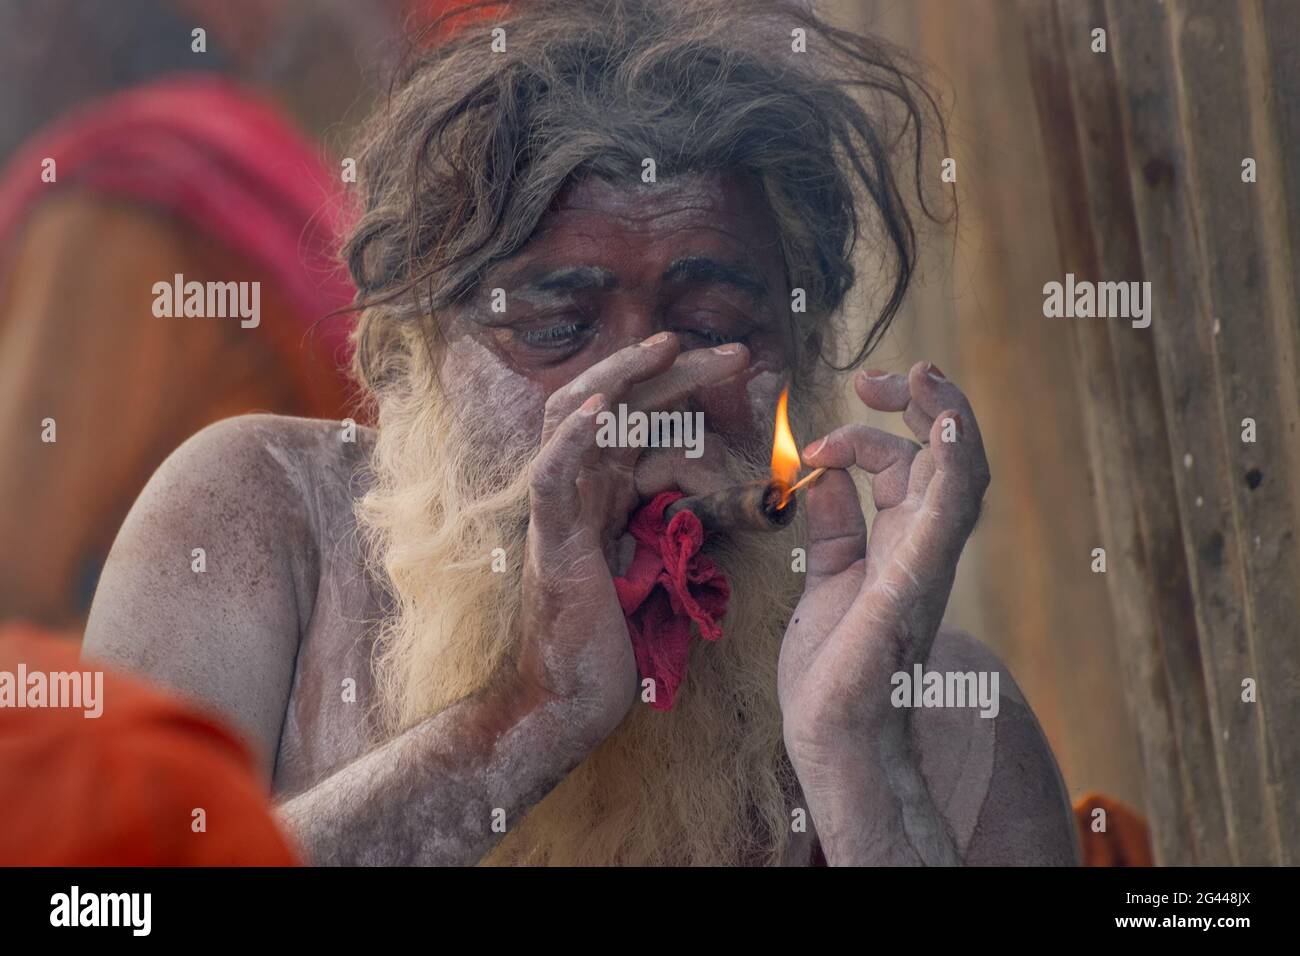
xmin=525 ymin=266 xmax=618 ymax=293
xmin=661 ymin=255 xmax=769 ymax=300
xmin=514 ymin=256 xmax=769 ymax=300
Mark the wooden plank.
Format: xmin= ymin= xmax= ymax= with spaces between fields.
xmin=1163 ymin=0 xmax=1298 ymax=864
xmin=1103 ymin=0 xmax=1273 ymax=863
xmin=1057 ymin=0 xmax=1229 ymax=863
xmin=1238 ymin=0 xmax=1300 ymax=864
xmin=1021 ymin=0 xmax=1213 ymax=863
xmin=1250 ymin=0 xmax=1300 ymax=867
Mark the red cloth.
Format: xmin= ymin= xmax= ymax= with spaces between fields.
xmin=0 ymin=622 xmax=299 ymax=866
xmin=613 ymin=492 xmax=731 ymax=711
xmin=0 ymin=76 xmax=357 ymax=379
xmin=414 ymin=0 xmax=509 ymax=43
xmin=1074 ymin=792 xmax=1154 ymax=867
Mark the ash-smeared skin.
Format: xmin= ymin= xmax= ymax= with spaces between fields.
xmin=83 ymin=173 xmax=1077 ymax=865
xmin=278 ymin=665 xmax=601 ymax=865
xmin=514 ymin=334 xmax=754 ymax=725
xmin=779 ymin=362 xmax=1076 ymax=864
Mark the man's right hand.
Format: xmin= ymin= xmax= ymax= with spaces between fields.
xmin=514 ymin=332 xmax=751 ymax=750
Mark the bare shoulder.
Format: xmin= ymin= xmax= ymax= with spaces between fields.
xmin=161 ymin=413 xmax=377 ymax=499
xmin=913 ymin=628 xmax=1080 ymax=866
xmin=83 ymin=414 xmax=375 ymax=767
xmin=88 ymin=412 xmax=375 ymax=623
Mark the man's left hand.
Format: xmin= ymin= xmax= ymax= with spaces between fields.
xmin=777 ymin=361 xmax=990 ymax=858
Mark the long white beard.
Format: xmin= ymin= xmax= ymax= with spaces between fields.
xmin=356 ymin=341 xmax=836 ymax=865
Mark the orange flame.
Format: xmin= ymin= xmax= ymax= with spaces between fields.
xmin=771 ymin=386 xmax=801 ymax=506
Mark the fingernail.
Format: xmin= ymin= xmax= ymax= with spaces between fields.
xmin=863 ymin=368 xmax=891 ymax=380
xmin=641 ymin=331 xmax=674 ymax=347
xmin=580 ymin=394 xmax=604 ymax=413
xmin=712 ymin=343 xmax=742 ymax=355
xmin=926 ymin=362 xmax=946 ymax=381
xmin=804 ymin=437 xmax=827 ymax=459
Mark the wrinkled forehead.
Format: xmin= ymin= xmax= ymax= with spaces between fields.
xmin=489 ymin=171 xmax=790 ymax=293
xmin=546 ymin=171 xmax=777 ymax=234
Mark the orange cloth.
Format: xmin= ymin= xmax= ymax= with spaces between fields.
xmin=0 ymin=622 xmax=299 ymax=866
xmin=1074 ymin=792 xmax=1154 ymax=866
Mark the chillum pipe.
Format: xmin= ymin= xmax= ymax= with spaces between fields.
xmin=664 ymin=479 xmax=796 ymax=533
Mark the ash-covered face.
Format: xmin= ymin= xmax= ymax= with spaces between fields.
xmin=364 ymin=172 xmax=824 ymax=863
xmin=439 ymin=171 xmax=795 ymax=493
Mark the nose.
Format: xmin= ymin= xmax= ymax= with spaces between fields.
xmin=634 ymin=441 xmax=733 ymax=500
xmin=690 ymin=362 xmax=765 ymax=431
xmin=600 ymin=296 xmax=662 ymax=352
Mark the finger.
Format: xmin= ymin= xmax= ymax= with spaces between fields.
xmin=856 ymin=366 xmax=933 ymax=444
xmin=903 ymin=403 xmax=936 ymax=445
xmin=800 ymin=423 xmax=920 ymax=585
xmin=623 ymin=344 xmax=749 ymax=413
xmin=802 ymin=467 xmax=868 ymax=584
xmin=530 ymin=393 xmax=607 ymax=528
xmin=905 ymin=410 xmax=985 ymax=501
xmin=838 ymin=413 xmax=979 ymax=622
xmin=911 ymin=410 xmax=989 ymax=562
xmin=853 ymin=368 xmax=910 ymax=412
xmin=803 ymin=423 xmax=920 ymax=510
xmin=633 ymin=440 xmax=731 ymax=500
xmin=906 ymin=447 xmax=937 ymax=498
xmin=541 ymin=333 xmax=682 ymax=440
xmin=930 ymin=409 xmax=989 ymax=500
xmin=601 ymin=343 xmax=750 ymax=470
xmin=907 ymin=361 xmax=984 ymax=447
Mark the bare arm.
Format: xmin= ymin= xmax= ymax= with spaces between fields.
xmin=955 ymin=643 xmax=1080 ymax=866
xmin=276 ymin=673 xmax=593 ymax=865
xmin=81 ymin=416 xmax=600 ymax=865
xmin=802 ymin=630 xmax=1079 ymax=866
xmin=83 ymin=416 xmax=315 ymax=770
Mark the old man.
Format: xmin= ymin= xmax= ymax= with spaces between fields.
xmin=84 ymin=0 xmax=1077 ymax=866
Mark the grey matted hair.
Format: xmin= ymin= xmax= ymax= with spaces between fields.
xmin=344 ymin=0 xmax=950 ymax=393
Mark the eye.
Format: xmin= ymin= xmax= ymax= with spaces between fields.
xmin=516 ymin=320 xmax=591 ymax=349
xmin=679 ymin=327 xmax=733 ymax=348
xmin=673 ymin=317 xmax=752 ymax=350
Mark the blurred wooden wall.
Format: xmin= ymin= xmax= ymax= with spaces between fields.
xmin=835 ymin=1 xmax=1148 ymax=816
xmin=1021 ymin=0 xmax=1299 ymax=865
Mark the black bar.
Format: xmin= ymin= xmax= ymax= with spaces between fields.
xmin=0 ymin=865 xmax=1284 ymax=942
